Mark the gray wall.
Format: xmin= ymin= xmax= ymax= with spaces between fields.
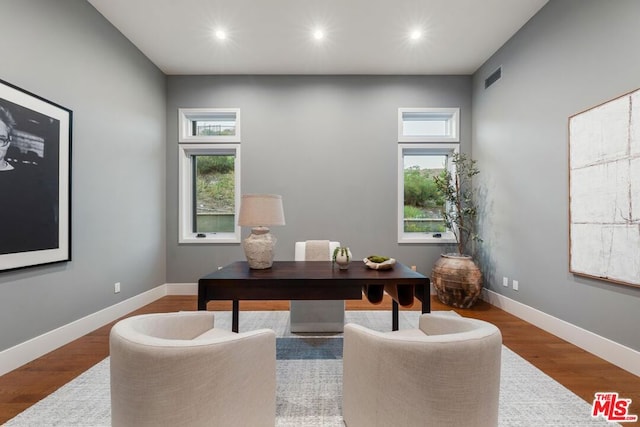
xmin=166 ymin=75 xmax=471 ymax=282
xmin=472 ymin=0 xmax=640 ymax=351
xmin=6 ymin=0 xmax=636 ymax=360
xmin=0 ymin=0 xmax=166 ymax=351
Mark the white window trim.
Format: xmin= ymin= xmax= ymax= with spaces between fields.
xmin=398 ymin=107 xmax=460 ymax=143
xmin=398 ymin=143 xmax=459 ymax=244
xmin=178 ymin=144 xmax=241 ymax=244
xmin=178 ymin=108 xmax=241 ymax=143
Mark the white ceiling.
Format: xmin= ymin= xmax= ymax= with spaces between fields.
xmin=88 ymin=0 xmax=548 ymax=75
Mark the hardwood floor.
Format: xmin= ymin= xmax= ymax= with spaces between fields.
xmin=1 ymin=295 xmax=639 ymax=425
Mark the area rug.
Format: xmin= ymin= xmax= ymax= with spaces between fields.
xmin=5 ymin=311 xmax=617 ymax=426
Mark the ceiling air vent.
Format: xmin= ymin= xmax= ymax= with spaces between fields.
xmin=484 ymin=66 xmax=502 ymax=89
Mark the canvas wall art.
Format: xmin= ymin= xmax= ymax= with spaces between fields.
xmin=569 ymin=88 xmax=639 ymax=287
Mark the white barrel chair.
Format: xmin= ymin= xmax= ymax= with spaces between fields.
xmin=110 ymin=311 xmax=276 ymax=427
xmin=343 ymin=312 xmax=502 ymax=427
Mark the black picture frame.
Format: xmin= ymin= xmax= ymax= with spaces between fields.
xmin=0 ymin=78 xmax=72 ymax=271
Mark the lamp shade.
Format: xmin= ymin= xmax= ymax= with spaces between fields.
xmin=238 ymin=194 xmax=285 ymax=227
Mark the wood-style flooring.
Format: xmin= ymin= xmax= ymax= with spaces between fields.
xmin=1 ymin=295 xmax=639 ymax=425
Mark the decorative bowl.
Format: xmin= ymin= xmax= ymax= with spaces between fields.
xmin=363 ymin=257 xmax=396 ymax=270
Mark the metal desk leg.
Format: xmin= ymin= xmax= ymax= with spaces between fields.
xmin=392 ymin=300 xmax=399 ymax=331
xmin=197 ymin=282 xmax=206 ymax=310
xmin=232 ymin=300 xmax=239 ymax=333
xmin=422 ymin=279 xmax=431 ymax=313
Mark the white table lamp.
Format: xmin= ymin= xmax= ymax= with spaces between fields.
xmin=238 ymin=194 xmax=285 ymax=269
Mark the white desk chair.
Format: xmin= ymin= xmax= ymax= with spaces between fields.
xmin=290 ymin=240 xmax=345 ymax=332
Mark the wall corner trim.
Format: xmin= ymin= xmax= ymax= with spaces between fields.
xmin=482 ymin=289 xmax=640 ymax=377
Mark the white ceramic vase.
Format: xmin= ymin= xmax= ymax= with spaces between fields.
xmin=333 ymin=247 xmax=352 ymax=270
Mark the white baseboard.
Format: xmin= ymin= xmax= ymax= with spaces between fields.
xmin=165 ymin=282 xmax=197 ymax=295
xmin=3 ymin=284 xmax=638 ymax=379
xmin=0 ymin=285 xmax=168 ymax=376
xmin=482 ymin=289 xmax=640 ymax=377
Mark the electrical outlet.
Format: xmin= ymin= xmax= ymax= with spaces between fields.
xmin=411 ymin=265 xmax=417 ymax=272
xmin=114 ymin=282 xmax=121 ymax=293
xmin=512 ymin=280 xmax=519 ymax=291
xmin=502 ymin=277 xmax=509 ymax=287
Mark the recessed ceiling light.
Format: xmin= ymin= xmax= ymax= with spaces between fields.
xmin=215 ymin=29 xmax=227 ymax=40
xmin=313 ymin=29 xmax=325 ymax=41
xmin=409 ymin=29 xmax=422 ymax=40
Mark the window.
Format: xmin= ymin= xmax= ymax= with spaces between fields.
xmin=178 ymin=107 xmax=241 ymax=243
xmin=178 ymin=108 xmax=240 ymax=143
xmin=398 ymin=106 xmax=461 ymax=243
xmin=398 ymin=108 xmax=459 ymax=142
xmin=398 ymin=144 xmax=458 ymax=243
xmin=178 ymin=144 xmax=241 ymax=243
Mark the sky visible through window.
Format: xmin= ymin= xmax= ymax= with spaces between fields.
xmin=404 ymin=154 xmax=446 ymax=170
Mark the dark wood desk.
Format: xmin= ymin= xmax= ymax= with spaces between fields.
xmin=198 ymin=261 xmax=430 ymax=332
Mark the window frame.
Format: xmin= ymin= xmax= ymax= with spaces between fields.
xmin=398 ymin=108 xmax=460 ymax=143
xmin=398 ymin=143 xmax=459 ymax=244
xmin=178 ymin=108 xmax=241 ymax=143
xmin=178 ymin=143 xmax=241 ymax=244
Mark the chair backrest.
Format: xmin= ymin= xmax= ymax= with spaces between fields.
xmin=294 ymin=240 xmax=340 ymax=261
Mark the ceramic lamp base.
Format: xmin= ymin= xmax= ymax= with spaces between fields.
xmin=242 ymin=227 xmax=276 ymax=269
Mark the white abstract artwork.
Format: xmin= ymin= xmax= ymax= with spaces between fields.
xmin=569 ymin=88 xmax=640 ymax=287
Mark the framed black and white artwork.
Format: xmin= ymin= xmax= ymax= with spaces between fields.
xmin=569 ymin=88 xmax=639 ymax=288
xmin=0 ymin=78 xmax=72 ymax=271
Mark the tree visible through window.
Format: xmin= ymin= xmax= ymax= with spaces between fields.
xmin=193 ymin=155 xmax=236 ymax=233
xmin=178 ymin=143 xmax=240 ymax=244
xmin=178 ymin=108 xmax=241 ymax=244
xmin=398 ymin=143 xmax=458 ymax=244
xmin=403 ymin=154 xmax=447 ymax=233
xmin=397 ymin=107 xmax=459 ymax=244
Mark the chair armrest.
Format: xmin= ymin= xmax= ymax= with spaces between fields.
xmin=113 ymin=311 xmax=216 ymax=341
